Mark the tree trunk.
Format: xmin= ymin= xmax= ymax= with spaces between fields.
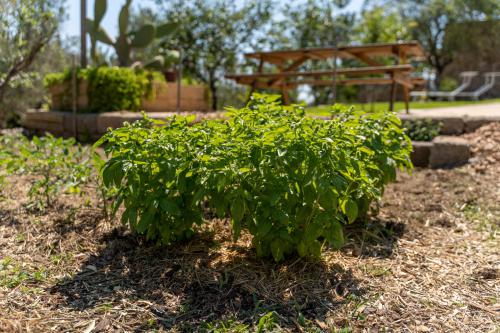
xmin=209 ymin=77 xmax=217 ymax=111
xmin=0 ymin=87 xmax=7 ymax=128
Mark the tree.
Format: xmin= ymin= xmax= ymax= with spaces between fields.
xmin=355 ymin=5 xmax=414 ymax=44
xmin=372 ymin=0 xmax=500 ymax=86
xmin=153 ymin=0 xmax=273 ymax=110
xmin=0 ymin=0 xmax=65 ymax=127
xmin=268 ymin=0 xmax=356 ymax=104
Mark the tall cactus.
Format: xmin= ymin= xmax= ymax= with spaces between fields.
xmin=86 ymin=0 xmax=177 ymax=67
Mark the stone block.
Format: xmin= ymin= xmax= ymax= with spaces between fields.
xmin=63 ymin=113 xmax=98 ymax=137
xmin=411 ymin=141 xmax=432 ymax=167
xmin=399 ymin=114 xmax=465 ymax=135
xmin=464 ymin=116 xmax=500 ymax=133
xmin=437 ymin=117 xmax=465 ymax=135
xmin=429 ymin=136 xmax=471 ymax=168
xmin=96 ymin=111 xmax=144 ymax=134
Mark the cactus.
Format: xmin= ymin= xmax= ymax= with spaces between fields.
xmin=86 ymin=0 xmax=177 ymax=67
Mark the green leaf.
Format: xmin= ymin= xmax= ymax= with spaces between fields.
xmin=156 ymin=22 xmax=177 ymax=38
xmin=328 ymin=220 xmax=344 ymax=249
xmin=318 ymin=188 xmax=338 ymax=211
xmin=159 ymin=198 xmax=181 ymax=216
xmin=94 ymin=0 xmax=107 ymax=26
xmin=230 ymin=197 xmax=245 ymax=223
xmin=130 ymin=24 xmax=156 ymax=48
xmin=256 ymin=219 xmax=272 ymax=237
xmin=86 ymin=19 xmax=114 ymax=45
xmin=137 ymin=206 xmax=155 ymax=233
xmin=310 ymin=240 xmax=322 ymax=258
xmin=270 ymin=239 xmax=284 ymax=262
xmin=297 ymin=241 xmax=307 ymax=257
xmin=231 ymin=218 xmax=242 ymax=241
xmin=341 ymin=199 xmax=358 ymax=223
xmin=118 ymin=0 xmax=131 ymax=36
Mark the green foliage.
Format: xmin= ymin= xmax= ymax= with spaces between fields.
xmin=200 ymin=319 xmax=250 ymax=333
xmin=355 ymin=5 xmax=415 ymax=43
xmin=0 ymin=132 xmax=92 ymax=209
xmin=0 ymin=0 xmax=65 ymax=126
xmin=438 ymin=77 xmax=458 ymax=92
xmin=264 ymin=0 xmax=354 ymax=105
xmin=86 ymin=67 xmax=152 ymax=112
xmin=156 ymin=0 xmax=273 ymax=110
xmin=403 ymin=119 xmax=441 ymax=142
xmin=44 ymin=67 xmax=164 ymax=113
xmin=97 ymin=94 xmax=412 ymax=261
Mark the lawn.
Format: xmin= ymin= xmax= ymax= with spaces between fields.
xmin=306 ymin=98 xmax=500 ymax=116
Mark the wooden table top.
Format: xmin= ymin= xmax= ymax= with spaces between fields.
xmin=245 ymin=41 xmax=425 ymax=65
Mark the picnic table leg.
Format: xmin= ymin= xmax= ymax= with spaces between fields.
xmin=403 ymin=85 xmax=410 ymax=114
xmin=389 ymin=77 xmax=396 ymax=112
xmin=282 ymin=85 xmax=290 ymax=105
xmin=246 ymin=58 xmax=264 ymax=104
xmin=246 ymin=85 xmax=256 ymax=104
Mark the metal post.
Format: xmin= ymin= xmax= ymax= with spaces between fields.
xmin=332 ymin=41 xmax=338 ymax=104
xmin=331 ymin=25 xmax=340 ymax=106
xmin=71 ymin=55 xmax=78 ymax=138
xmin=80 ymin=0 xmax=87 ymax=68
xmin=176 ymin=49 xmax=183 ymax=112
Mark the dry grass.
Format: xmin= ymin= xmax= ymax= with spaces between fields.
xmin=0 ymin=126 xmax=499 ymax=332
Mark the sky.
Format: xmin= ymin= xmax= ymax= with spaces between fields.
xmin=63 ymin=0 xmax=365 ymax=39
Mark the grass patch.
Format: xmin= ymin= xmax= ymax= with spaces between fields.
xmin=306 ymin=98 xmax=500 ymax=116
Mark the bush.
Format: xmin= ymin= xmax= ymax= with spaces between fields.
xmin=403 ymin=119 xmax=441 ymax=141
xmin=44 ymin=67 xmax=164 ymax=113
xmin=97 ymin=94 xmax=412 ymax=261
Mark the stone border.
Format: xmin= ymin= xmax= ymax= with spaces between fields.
xmin=400 ymin=114 xmax=500 ymax=135
xmin=20 ymin=110 xmax=223 ymax=141
xmin=411 ymin=136 xmax=471 ymax=168
xmin=21 ymin=110 xmax=472 ymax=168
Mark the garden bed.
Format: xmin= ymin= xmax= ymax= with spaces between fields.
xmin=0 ymin=124 xmax=498 ymax=332
xmin=20 ymin=109 xmax=223 ymax=141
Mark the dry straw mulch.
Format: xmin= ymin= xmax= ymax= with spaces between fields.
xmin=0 ymin=126 xmax=498 ymax=332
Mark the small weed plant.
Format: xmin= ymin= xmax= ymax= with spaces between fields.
xmin=403 ymin=119 xmax=441 ymax=142
xmin=0 ymin=132 xmax=92 ymax=209
xmin=97 ymin=94 xmax=412 ymax=261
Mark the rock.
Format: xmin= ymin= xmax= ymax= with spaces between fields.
xmin=399 ymin=114 xmax=465 ymax=135
xmin=429 ymin=136 xmax=471 ymax=168
xmin=464 ymin=116 xmax=500 ymax=133
xmin=436 ymin=117 xmax=465 ymax=135
xmin=62 ymin=113 xmax=99 ymax=141
xmin=411 ymin=141 xmax=432 ymax=167
xmin=96 ymin=111 xmax=143 ymax=134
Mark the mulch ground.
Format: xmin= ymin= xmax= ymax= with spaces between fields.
xmin=0 ymin=124 xmax=499 ymax=332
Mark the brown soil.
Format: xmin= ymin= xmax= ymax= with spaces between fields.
xmin=0 ymin=126 xmax=498 ymax=332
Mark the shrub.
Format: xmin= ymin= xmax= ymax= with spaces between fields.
xmin=403 ymin=119 xmax=441 ymax=142
xmin=97 ymin=94 xmax=412 ymax=261
xmin=44 ymin=67 xmax=164 ymax=113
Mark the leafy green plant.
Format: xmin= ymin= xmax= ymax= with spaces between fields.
xmin=97 ymin=94 xmax=412 ymax=261
xmin=439 ymin=77 xmax=458 ymax=92
xmin=86 ymin=67 xmax=152 ymax=112
xmin=44 ymin=67 xmax=164 ymax=113
xmin=403 ymin=119 xmax=441 ymax=142
xmin=0 ymin=132 xmax=92 ymax=210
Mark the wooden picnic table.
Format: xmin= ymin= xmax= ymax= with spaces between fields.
xmin=226 ymin=41 xmax=426 ymax=113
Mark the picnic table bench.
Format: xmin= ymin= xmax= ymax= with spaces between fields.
xmin=226 ymin=41 xmax=426 ymax=113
